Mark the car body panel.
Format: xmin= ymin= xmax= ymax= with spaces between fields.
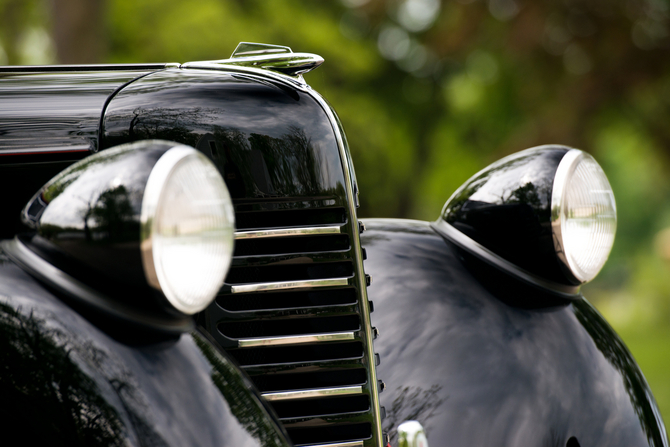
xmin=361 ymin=218 xmax=667 ymax=447
xmin=0 ymin=68 xmax=160 ymax=239
xmin=101 ymin=68 xmax=348 ymax=204
xmin=0 ymin=248 xmax=291 ymax=447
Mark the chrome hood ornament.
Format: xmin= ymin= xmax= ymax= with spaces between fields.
xmin=182 ymin=42 xmax=324 ymax=84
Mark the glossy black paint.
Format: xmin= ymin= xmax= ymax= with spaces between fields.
xmin=442 ymin=146 xmax=570 ymax=284
xmin=13 ymin=142 xmax=185 ymax=331
xmin=0 ymin=69 xmax=158 ymax=239
xmin=362 ymin=219 xmax=666 ymax=447
xmin=0 ymin=69 xmax=155 ymax=156
xmin=23 ymin=141 xmax=168 ymax=287
xmin=0 ymin=249 xmax=291 ymax=447
xmin=102 ymin=68 xmax=348 ymax=218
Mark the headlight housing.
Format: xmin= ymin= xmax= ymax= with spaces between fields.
xmin=434 ymin=145 xmax=616 ymax=297
xmin=12 ymin=140 xmax=234 ymax=332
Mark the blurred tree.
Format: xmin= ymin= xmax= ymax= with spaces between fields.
xmin=0 ymin=0 xmax=49 ymax=64
xmin=52 ymin=0 xmax=106 ymax=63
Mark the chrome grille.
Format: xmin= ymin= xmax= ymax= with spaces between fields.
xmin=202 ymin=206 xmax=382 ymax=447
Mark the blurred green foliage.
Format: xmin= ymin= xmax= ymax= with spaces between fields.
xmin=2 ymin=0 xmax=670 ymax=422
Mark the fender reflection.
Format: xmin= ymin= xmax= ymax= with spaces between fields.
xmin=362 ymin=218 xmax=666 ymax=447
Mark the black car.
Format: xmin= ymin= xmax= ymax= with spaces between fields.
xmin=0 ymin=42 xmax=666 ymax=447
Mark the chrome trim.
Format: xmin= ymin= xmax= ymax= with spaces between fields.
xmin=550 ymin=149 xmax=587 ymax=284
xmin=238 ymin=331 xmax=355 ymax=348
xmin=431 ymin=219 xmax=580 ymax=297
xmin=0 ymin=144 xmax=91 ymax=155
xmin=398 ymin=421 xmax=429 ymax=447
xmin=235 ymin=225 xmax=341 ymax=240
xmin=140 ymin=144 xmax=235 ymax=314
xmin=181 ymin=62 xmax=308 ymax=88
xmin=302 ymin=442 xmax=364 ymax=447
xmin=0 ymin=63 xmax=176 ymax=73
xmin=304 ymin=79 xmax=384 ymax=447
xmin=261 ymin=385 xmax=362 ymax=402
xmin=231 ymin=277 xmax=349 ymax=294
xmin=231 ymin=42 xmax=292 ymax=57
xmin=182 ymin=42 xmax=323 ymax=83
xmin=140 ymin=145 xmax=198 ymax=295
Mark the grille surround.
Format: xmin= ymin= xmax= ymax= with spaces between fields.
xmin=201 ymin=206 xmax=381 ymax=447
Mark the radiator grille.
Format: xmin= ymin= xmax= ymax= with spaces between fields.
xmin=202 ymin=206 xmax=381 ymax=447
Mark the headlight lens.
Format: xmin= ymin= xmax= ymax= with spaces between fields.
xmin=551 ymin=150 xmax=616 ymax=283
xmin=141 ymin=145 xmax=235 ymax=314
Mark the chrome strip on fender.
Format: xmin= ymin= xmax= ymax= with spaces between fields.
xmin=238 ymin=331 xmax=355 ymax=348
xmin=231 ymin=277 xmax=349 ymax=294
xmin=261 ymin=385 xmax=363 ymax=402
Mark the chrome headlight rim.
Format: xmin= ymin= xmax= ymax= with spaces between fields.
xmin=140 ymin=144 xmax=235 ymax=315
xmin=551 ymin=148 xmax=617 ymax=284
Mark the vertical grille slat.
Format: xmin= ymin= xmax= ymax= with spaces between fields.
xmin=202 ymin=205 xmax=380 ymax=447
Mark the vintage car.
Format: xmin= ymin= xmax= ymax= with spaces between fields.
xmin=0 ymin=42 xmax=667 ymax=447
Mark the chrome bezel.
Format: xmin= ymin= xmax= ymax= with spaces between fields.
xmin=140 ymin=144 xmax=233 ymax=314
xmin=551 ymin=149 xmax=584 ymax=283
xmin=140 ymin=145 xmax=193 ymax=295
xmin=550 ymin=149 xmax=615 ymax=284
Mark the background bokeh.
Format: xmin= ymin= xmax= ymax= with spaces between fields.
xmin=2 ymin=0 xmax=670 ymax=419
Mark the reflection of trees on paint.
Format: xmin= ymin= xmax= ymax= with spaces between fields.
xmin=107 ymin=103 xmax=331 ymax=199
xmin=210 ymin=125 xmax=327 ymax=199
xmin=0 ymin=302 xmax=126 ymax=446
xmin=40 ymin=184 xmax=137 ymax=243
xmin=193 ymin=332 xmax=289 ymax=447
xmin=503 ymin=182 xmax=545 ymax=210
xmin=574 ymin=300 xmax=666 ymax=447
xmin=87 ymin=185 xmax=135 ymax=242
xmin=444 ymin=151 xmax=551 ymax=223
xmin=126 ymin=107 xmax=215 ymax=148
xmin=382 ymin=385 xmax=445 ymax=446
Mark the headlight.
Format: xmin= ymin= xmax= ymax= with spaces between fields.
xmin=13 ymin=140 xmax=235 ymax=331
xmin=551 ymin=150 xmax=617 ymax=283
xmin=434 ymin=145 xmax=616 ymax=297
xmin=141 ymin=146 xmax=235 ymax=314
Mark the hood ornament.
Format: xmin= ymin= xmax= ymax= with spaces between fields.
xmin=182 ymin=42 xmax=324 ymax=82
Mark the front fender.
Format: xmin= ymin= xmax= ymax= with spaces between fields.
xmin=0 ymin=248 xmax=290 ymax=447
xmin=361 ymin=218 xmax=667 ymax=447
